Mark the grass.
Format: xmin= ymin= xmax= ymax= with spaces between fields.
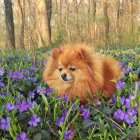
xmin=0 ymin=46 xmax=140 ymax=140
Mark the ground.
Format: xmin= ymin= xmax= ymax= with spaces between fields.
xmin=0 ymin=46 xmax=140 ymax=140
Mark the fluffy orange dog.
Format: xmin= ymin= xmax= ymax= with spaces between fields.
xmin=43 ymin=44 xmax=122 ymax=104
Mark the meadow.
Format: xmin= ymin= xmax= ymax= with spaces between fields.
xmin=0 ymin=46 xmax=140 ymax=140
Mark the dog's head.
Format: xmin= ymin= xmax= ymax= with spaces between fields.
xmin=51 ymin=44 xmax=94 ymax=83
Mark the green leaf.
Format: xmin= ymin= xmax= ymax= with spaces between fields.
xmin=17 ymin=112 xmax=27 ymax=121
xmin=33 ymin=132 xmax=42 ymax=140
xmin=41 ymin=93 xmax=49 ymax=112
xmin=27 ymin=126 xmax=40 ymax=133
xmin=41 ymin=130 xmax=51 ymax=139
xmin=83 ymin=119 xmax=98 ymax=129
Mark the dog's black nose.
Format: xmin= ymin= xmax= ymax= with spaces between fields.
xmin=61 ymin=73 xmax=67 ymax=80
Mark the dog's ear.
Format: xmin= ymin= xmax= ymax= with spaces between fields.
xmin=77 ymin=47 xmax=88 ymax=59
xmin=51 ymin=48 xmax=62 ymax=59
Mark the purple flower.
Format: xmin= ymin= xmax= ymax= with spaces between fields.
xmin=114 ymin=109 xmax=125 ymax=120
xmin=8 ymin=56 xmax=14 ymax=61
xmin=124 ymin=114 xmax=137 ymax=125
xmin=16 ymin=72 xmax=24 ymax=79
xmin=81 ymin=106 xmax=90 ymax=120
xmin=1 ymin=91 xmax=7 ymax=98
xmin=117 ymin=81 xmax=126 ymax=91
xmin=37 ymin=86 xmax=46 ymax=94
xmin=23 ymin=69 xmax=29 ymax=75
xmin=110 ymin=95 xmax=117 ymax=105
xmin=16 ymin=132 xmax=29 ymax=140
xmin=0 ymin=67 xmax=4 ymax=76
xmin=127 ymin=109 xmax=137 ymax=116
xmin=123 ymin=68 xmax=133 ymax=74
xmin=63 ymin=95 xmax=69 ymax=102
xmin=0 ymin=81 xmax=5 ymax=88
xmin=56 ymin=109 xmax=68 ymax=127
xmin=121 ymin=97 xmax=131 ymax=108
xmin=28 ymin=115 xmax=41 ymax=127
xmin=27 ymin=101 xmax=36 ymax=110
xmin=0 ymin=117 xmax=10 ymax=131
xmin=11 ymin=72 xmax=17 ymax=78
xmin=26 ymin=56 xmax=31 ymax=62
xmin=41 ymin=58 xmax=46 ymax=65
xmin=30 ymin=66 xmax=35 ymax=71
xmin=9 ymin=72 xmax=23 ymax=79
xmin=6 ymin=102 xmax=15 ymax=111
xmin=29 ymin=92 xmax=35 ymax=98
xmin=35 ymin=62 xmax=40 ymax=67
xmin=45 ymin=88 xmax=54 ymax=96
xmin=16 ymin=100 xmax=29 ymax=113
xmin=56 ymin=116 xmax=65 ymax=127
xmin=120 ymin=62 xmax=125 ymax=68
xmin=64 ymin=130 xmax=74 ymax=140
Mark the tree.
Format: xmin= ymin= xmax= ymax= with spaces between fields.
xmin=36 ymin=0 xmax=52 ymax=48
xmin=103 ymin=0 xmax=109 ymax=45
xmin=16 ymin=0 xmax=26 ymax=49
xmin=4 ymin=0 xmax=16 ymax=49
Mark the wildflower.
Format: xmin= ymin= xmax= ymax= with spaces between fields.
xmin=56 ymin=109 xmax=68 ymax=127
xmin=16 ymin=100 xmax=29 ymax=113
xmin=16 ymin=72 xmax=24 ymax=79
xmin=29 ymin=92 xmax=35 ymax=99
xmin=127 ymin=109 xmax=137 ymax=116
xmin=0 ymin=117 xmax=10 ymax=131
xmin=30 ymin=66 xmax=35 ymax=71
xmin=10 ymin=72 xmax=17 ymax=78
xmin=45 ymin=88 xmax=54 ymax=96
xmin=35 ymin=62 xmax=40 ymax=67
xmin=56 ymin=116 xmax=65 ymax=127
xmin=117 ymin=81 xmax=126 ymax=91
xmin=120 ymin=62 xmax=125 ymax=68
xmin=81 ymin=106 xmax=90 ymax=120
xmin=27 ymin=101 xmax=36 ymax=110
xmin=23 ymin=69 xmax=29 ymax=75
xmin=9 ymin=72 xmax=24 ymax=79
xmin=124 ymin=114 xmax=137 ymax=125
xmin=6 ymin=102 xmax=15 ymax=111
xmin=37 ymin=86 xmax=46 ymax=94
xmin=28 ymin=115 xmax=41 ymax=127
xmin=63 ymin=95 xmax=69 ymax=102
xmin=64 ymin=130 xmax=74 ymax=140
xmin=114 ymin=109 xmax=125 ymax=121
xmin=41 ymin=58 xmax=46 ymax=65
xmin=121 ymin=96 xmax=131 ymax=109
xmin=26 ymin=56 xmax=31 ymax=62
xmin=16 ymin=132 xmax=29 ymax=140
xmin=1 ymin=91 xmax=7 ymax=98
xmin=0 ymin=81 xmax=5 ymax=88
xmin=110 ymin=95 xmax=117 ymax=105
xmin=8 ymin=56 xmax=14 ymax=61
xmin=123 ymin=68 xmax=133 ymax=74
xmin=0 ymin=67 xmax=4 ymax=76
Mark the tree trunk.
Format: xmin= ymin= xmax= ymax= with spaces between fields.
xmin=46 ymin=0 xmax=52 ymax=44
xmin=59 ymin=0 xmax=63 ymax=25
xmin=4 ymin=0 xmax=16 ymax=49
xmin=116 ymin=0 xmax=120 ymax=34
xmin=92 ymin=0 xmax=96 ymax=40
xmin=130 ymin=0 xmax=134 ymax=33
xmin=36 ymin=0 xmax=52 ymax=48
xmin=103 ymin=0 xmax=109 ymax=45
xmin=17 ymin=0 xmax=25 ymax=49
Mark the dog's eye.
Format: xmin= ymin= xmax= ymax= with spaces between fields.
xmin=69 ymin=67 xmax=76 ymax=71
xmin=58 ymin=67 xmax=63 ymax=71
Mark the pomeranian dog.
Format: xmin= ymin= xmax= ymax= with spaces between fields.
xmin=43 ymin=44 xmax=123 ymax=104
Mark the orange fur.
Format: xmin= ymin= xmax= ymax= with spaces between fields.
xmin=43 ymin=44 xmax=123 ymax=104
